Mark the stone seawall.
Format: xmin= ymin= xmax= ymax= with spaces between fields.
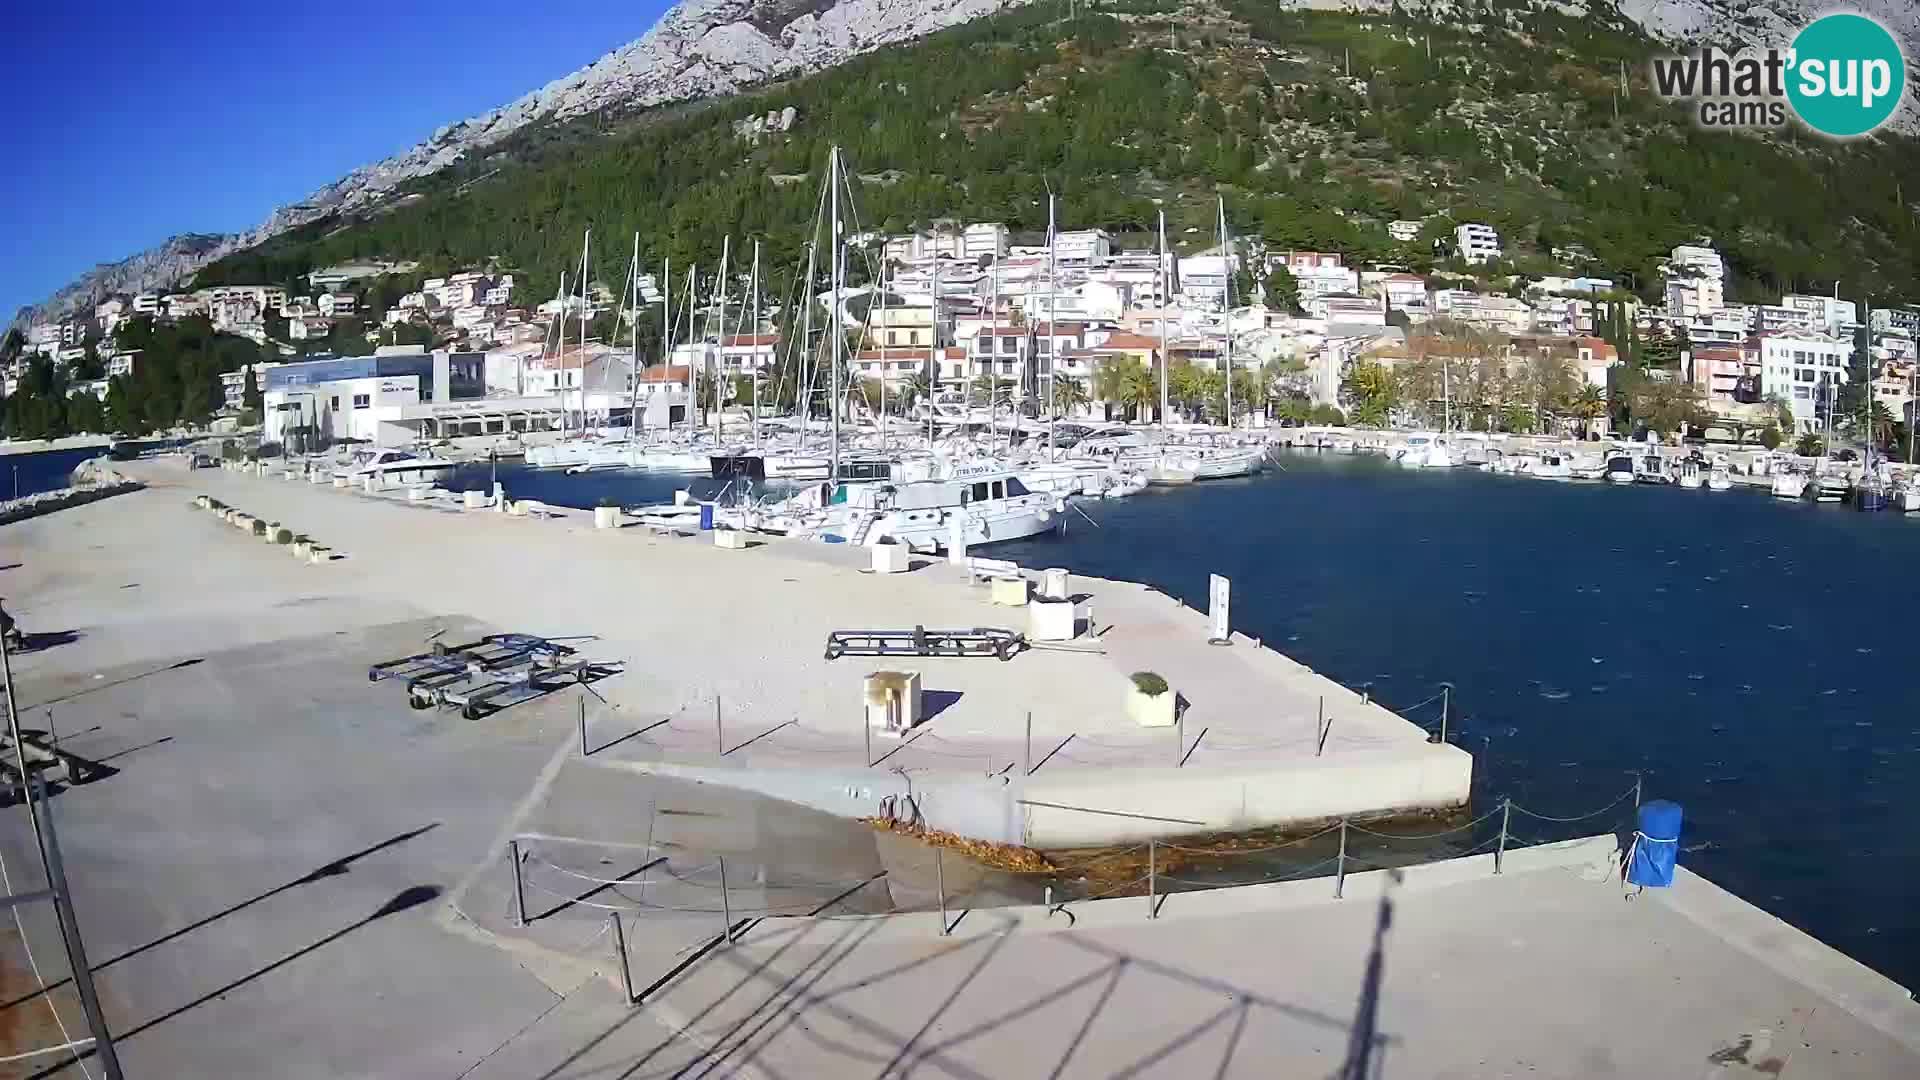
xmin=0 ymin=457 xmax=143 ymax=526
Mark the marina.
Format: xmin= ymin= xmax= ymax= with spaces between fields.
xmin=1 ymin=452 xmax=1916 ymax=1076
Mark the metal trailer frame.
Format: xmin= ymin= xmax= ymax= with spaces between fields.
xmin=405 ymin=654 xmax=619 ymax=721
xmin=367 ymin=634 xmax=577 ymax=690
xmin=824 ymin=626 xmax=1025 ymax=662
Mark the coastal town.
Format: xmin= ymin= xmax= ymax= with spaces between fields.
xmin=7 ymin=217 xmax=1919 ymax=456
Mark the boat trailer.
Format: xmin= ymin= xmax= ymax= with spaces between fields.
xmin=0 ymin=730 xmax=111 ymax=806
xmin=368 ymin=634 xmax=621 ymax=720
xmin=824 ymin=626 xmax=1025 ymax=662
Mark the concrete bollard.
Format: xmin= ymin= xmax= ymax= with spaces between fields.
xmin=292 ymin=540 xmax=313 ymax=558
xmin=307 ymin=546 xmax=332 ymax=564
xmin=333 ymin=476 xmax=349 ymax=489
xmin=990 ymin=576 xmax=1030 ymax=607
xmin=363 ymin=475 xmax=379 ymax=494
xmin=249 ymin=519 xmax=269 ymax=537
xmin=593 ymin=505 xmax=620 ymax=529
xmin=871 ymin=542 xmax=909 ymax=574
xmin=407 ymin=486 xmax=429 ymax=503
xmin=463 ymin=489 xmax=484 ymax=510
xmin=194 ymin=495 xmax=211 ymax=510
xmin=714 ymin=529 xmax=746 ymax=549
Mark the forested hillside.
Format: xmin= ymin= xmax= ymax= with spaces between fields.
xmin=201 ymin=1 xmax=1920 ymax=309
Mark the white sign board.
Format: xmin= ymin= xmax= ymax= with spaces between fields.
xmin=1208 ymin=574 xmax=1230 ymax=643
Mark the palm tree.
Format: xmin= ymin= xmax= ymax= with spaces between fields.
xmin=901 ymin=370 xmax=932 ymax=409
xmin=1051 ymin=376 xmax=1090 ymax=417
xmin=1122 ymin=367 xmax=1158 ymax=421
xmin=1569 ymin=384 xmax=1605 ymax=436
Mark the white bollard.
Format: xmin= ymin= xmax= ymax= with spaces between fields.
xmin=1040 ymin=568 xmax=1070 ymax=601
xmin=594 ymin=505 xmax=620 ymax=529
xmin=871 ymin=542 xmax=909 ymax=574
xmin=946 ymin=515 xmax=968 ymax=565
xmin=463 ymin=489 xmax=484 ymax=510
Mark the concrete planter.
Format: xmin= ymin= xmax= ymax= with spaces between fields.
xmin=1127 ymin=685 xmax=1176 ymax=728
xmin=333 ymin=476 xmax=349 ymax=489
xmin=989 ymin=576 xmax=1030 ymax=606
xmin=1027 ymin=597 xmax=1076 ymax=642
xmin=594 ymin=505 xmax=620 ymax=529
xmin=463 ymin=490 xmax=484 ymax=510
xmin=407 ymin=486 xmax=429 ymax=503
xmin=870 ymin=542 xmax=909 ymax=574
xmin=268 ymin=526 xmax=294 ymax=545
xmin=249 ymin=519 xmax=269 ymax=537
xmin=714 ymin=529 xmax=747 ymax=549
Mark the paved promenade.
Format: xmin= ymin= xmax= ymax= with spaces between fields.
xmin=0 ymin=460 xmax=1913 ymax=1076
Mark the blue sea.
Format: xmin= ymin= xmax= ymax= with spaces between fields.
xmin=1 ymin=445 xmax=106 ymax=500
xmin=449 ymin=450 xmax=1920 ymax=988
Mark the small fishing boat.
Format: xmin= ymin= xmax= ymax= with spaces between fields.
xmin=335 ymin=448 xmax=456 ymax=481
xmin=1676 ymin=459 xmax=1704 ymax=489
xmin=1853 ymin=476 xmax=1889 ymax=511
xmin=1770 ymin=469 xmax=1809 ymax=499
xmin=1706 ymin=465 xmax=1733 ymax=491
xmin=1531 ymin=452 xmax=1573 ymax=481
xmin=1634 ymin=454 xmax=1673 ymax=485
xmin=1813 ymin=470 xmax=1850 ymax=503
xmin=1604 ymin=450 xmax=1636 ymax=484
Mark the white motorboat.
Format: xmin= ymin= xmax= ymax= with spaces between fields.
xmin=1813 ymin=471 xmax=1850 ymax=503
xmin=1397 ymin=434 xmax=1454 ymax=469
xmin=1770 ymin=470 xmax=1809 ymax=499
xmin=1634 ymin=454 xmax=1673 ymax=485
xmin=1604 ymin=451 xmax=1636 ymax=484
xmin=1531 ymin=452 xmax=1573 ymax=481
xmin=336 ymin=448 xmax=456 ymax=481
xmin=1707 ymin=466 xmax=1733 ymax=491
xmin=746 ymin=471 xmax=1061 ymax=551
xmin=1676 ymin=460 xmax=1705 ymax=489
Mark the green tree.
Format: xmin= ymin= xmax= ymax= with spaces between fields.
xmin=1638 ymin=322 xmax=1681 ymax=371
xmin=1795 ymin=432 xmax=1826 ymax=457
xmin=1051 ymin=375 xmax=1090 ymax=417
xmin=1759 ymin=424 xmax=1783 ymax=450
xmin=1340 ymin=359 xmax=1396 ymax=427
xmin=243 ymin=366 xmax=263 ymax=413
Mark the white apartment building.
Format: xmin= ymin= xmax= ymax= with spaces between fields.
xmin=107 ymin=351 xmax=141 ymax=378
xmin=1870 ymin=307 xmax=1920 ymax=335
xmin=95 ymin=298 xmax=127 ymax=334
xmin=1754 ymin=304 xmax=1818 ymax=334
xmin=132 ymin=293 xmax=163 ymax=316
xmin=1664 ymin=242 xmax=1725 ymax=317
xmin=1782 ymin=294 xmax=1859 ymax=335
xmin=1433 ymin=291 xmax=1533 ymax=333
xmin=1084 ymin=253 xmax=1169 ymax=308
xmin=1388 ymin=220 xmax=1423 ymax=242
xmin=884 ymin=230 xmax=966 ymax=263
xmin=1454 ymin=223 xmax=1502 ymax=264
xmin=1683 ymin=312 xmax=1748 ymax=348
xmin=718 ymin=334 xmax=779 ymax=374
xmin=1177 ymin=255 xmax=1231 ymax=309
xmin=1052 ymin=229 xmax=1112 ymax=265
xmin=1380 ymin=273 xmax=1429 ymax=313
xmin=1758 ymin=332 xmax=1850 ymax=432
xmin=318 ymin=293 xmax=358 ymax=318
xmin=963 ymin=223 xmax=1010 ymax=260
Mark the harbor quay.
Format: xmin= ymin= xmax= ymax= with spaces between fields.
xmin=0 ymin=459 xmax=1915 ymax=1076
xmin=102 ymin=457 xmax=1474 ymax=847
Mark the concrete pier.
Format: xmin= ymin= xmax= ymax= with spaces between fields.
xmin=80 ymin=459 xmax=1469 ymax=847
xmin=2 ymin=460 xmax=1916 ymax=1075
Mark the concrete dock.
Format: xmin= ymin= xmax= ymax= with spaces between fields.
xmin=43 ymin=459 xmax=1471 ymax=848
xmin=0 ymin=459 xmax=1915 ymax=1076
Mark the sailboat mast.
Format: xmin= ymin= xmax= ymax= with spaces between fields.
xmin=626 ymin=234 xmax=641 ymax=438
xmin=578 ymin=230 xmax=590 ymax=439
xmin=711 ymin=236 xmax=731 ymax=442
xmin=1046 ymin=193 xmax=1057 ymax=462
xmin=829 ymin=146 xmax=843 ymax=483
xmin=1157 ymin=209 xmax=1170 ymax=430
xmin=1219 ymin=196 xmax=1232 ymax=431
xmin=749 ymin=240 xmax=761 ymax=450
xmin=799 ymin=241 xmax=816 ymax=449
xmin=929 ymin=254 xmax=939 ymax=447
xmin=879 ymin=262 xmax=889 ymax=450
xmin=991 ymin=250 xmax=1002 ymax=453
xmin=654 ymin=255 xmax=670 ymax=437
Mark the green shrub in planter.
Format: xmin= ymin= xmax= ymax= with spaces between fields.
xmin=1130 ymin=671 xmax=1169 ymax=697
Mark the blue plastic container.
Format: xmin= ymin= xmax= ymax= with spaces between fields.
xmin=1626 ymin=800 xmax=1683 ymax=888
xmin=699 ymin=504 xmax=714 ymax=530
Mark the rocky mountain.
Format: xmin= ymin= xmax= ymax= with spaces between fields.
xmin=12 ymin=233 xmax=236 ymax=329
xmin=16 ymin=0 xmax=1919 ymax=327
xmin=12 ymin=0 xmax=1037 ymax=327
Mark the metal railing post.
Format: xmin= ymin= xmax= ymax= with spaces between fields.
xmin=509 ymin=839 xmax=527 ymax=926
xmin=1335 ymin=819 xmax=1348 ymax=899
xmin=609 ymin=912 xmax=634 ymax=1004
xmin=1024 ymin=711 xmax=1032 ymax=775
xmin=864 ymin=712 xmax=872 ymax=768
xmin=1439 ymin=684 xmax=1450 ymax=745
xmin=579 ymin=693 xmax=588 ymax=756
xmin=1316 ymin=696 xmax=1326 ymax=757
xmin=1147 ymin=839 xmax=1157 ymax=919
xmin=1175 ymin=712 xmax=1183 ymax=767
xmin=1495 ymin=798 xmax=1511 ymax=875
xmin=1633 ymin=773 xmax=1643 ymax=809
xmin=936 ymin=846 xmax=948 ymax=935
xmin=715 ymin=696 xmax=723 ymax=755
xmin=719 ymin=856 xmax=732 ymax=946
xmin=30 ymin=774 xmax=124 ymax=1079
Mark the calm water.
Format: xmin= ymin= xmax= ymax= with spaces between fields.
xmin=1 ymin=446 xmax=103 ymax=499
xmin=997 ymin=453 xmax=1920 ymax=988
xmin=451 ymin=452 xmax=1920 ymax=985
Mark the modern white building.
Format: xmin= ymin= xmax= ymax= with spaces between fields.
xmin=1052 ymin=229 xmax=1112 ymax=265
xmin=1454 ymin=223 xmax=1502 ymax=265
xmin=261 ymin=349 xmax=488 ymax=447
xmin=1782 ymin=294 xmax=1859 ymax=335
xmin=1664 ymin=242 xmax=1726 ymax=317
xmin=1757 ymin=332 xmax=1850 ymax=432
xmin=963 ymin=223 xmax=1010 ymax=260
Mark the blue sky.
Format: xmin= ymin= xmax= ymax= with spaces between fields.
xmin=0 ymin=2 xmax=675 ymax=319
